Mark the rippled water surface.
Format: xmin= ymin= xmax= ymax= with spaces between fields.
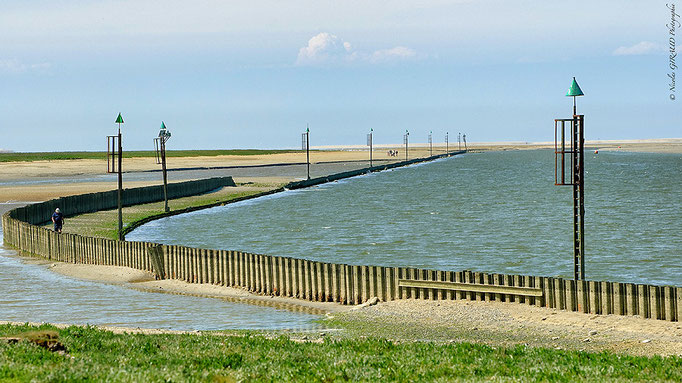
xmin=0 ymin=231 xmax=321 ymax=330
xmin=130 ymin=150 xmax=682 ymax=286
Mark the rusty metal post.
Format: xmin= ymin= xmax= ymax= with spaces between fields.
xmin=161 ymin=138 xmax=169 ymax=212
xmin=577 ymin=115 xmax=585 ymax=280
xmin=117 ymin=126 xmax=123 ymax=240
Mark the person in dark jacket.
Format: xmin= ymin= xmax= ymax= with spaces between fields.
xmin=51 ymin=208 xmax=64 ymax=233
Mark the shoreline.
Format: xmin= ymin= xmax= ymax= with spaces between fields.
xmin=45 ymin=261 xmax=349 ymax=315
xmin=3 ymin=142 xmax=681 ymax=356
xmin=2 ymin=140 xmax=680 ymax=203
xmin=36 ymin=261 xmax=682 ymax=357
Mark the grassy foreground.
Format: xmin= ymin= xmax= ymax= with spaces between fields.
xmin=1 ymin=324 xmax=680 ymax=382
xmin=0 ymin=149 xmax=299 ymax=162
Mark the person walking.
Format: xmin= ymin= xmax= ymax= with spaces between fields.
xmin=52 ymin=208 xmax=64 ymax=233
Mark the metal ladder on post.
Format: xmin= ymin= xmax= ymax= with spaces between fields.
xmin=555 ymin=115 xmax=585 ymax=280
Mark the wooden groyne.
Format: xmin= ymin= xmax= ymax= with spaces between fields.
xmin=2 ymin=154 xmax=680 ymax=322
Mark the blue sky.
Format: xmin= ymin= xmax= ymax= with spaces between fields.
xmin=0 ymin=1 xmax=678 ymax=151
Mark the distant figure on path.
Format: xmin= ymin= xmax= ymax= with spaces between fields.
xmin=52 ymin=208 xmax=64 ymax=233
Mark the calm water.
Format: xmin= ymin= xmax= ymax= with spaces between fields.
xmin=0 ymin=229 xmax=321 ymax=330
xmin=129 ymin=150 xmax=682 ymax=286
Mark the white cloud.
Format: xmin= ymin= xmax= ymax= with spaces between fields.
xmin=370 ymin=46 xmax=417 ymax=63
xmin=296 ymin=32 xmax=417 ymax=66
xmin=612 ymin=41 xmax=660 ymax=56
xmin=0 ymin=59 xmax=26 ymax=74
xmin=296 ymin=33 xmax=350 ymax=65
xmin=0 ymin=59 xmax=51 ymax=74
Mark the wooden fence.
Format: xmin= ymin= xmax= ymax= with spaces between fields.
xmin=2 ymin=161 xmax=680 ymax=322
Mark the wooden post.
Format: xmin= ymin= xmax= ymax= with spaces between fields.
xmin=295 ymin=257 xmax=302 ymax=298
xmin=323 ymin=263 xmax=332 ymax=301
xmin=638 ymin=284 xmax=648 ymax=318
xmin=340 ymin=264 xmax=348 ymax=304
xmin=330 ymin=263 xmax=339 ymax=302
xmin=674 ymin=287 xmax=682 ymax=322
xmin=316 ymin=262 xmax=324 ymax=301
xmin=650 ymin=285 xmax=661 ymax=320
xmin=600 ymin=281 xmax=611 ymax=315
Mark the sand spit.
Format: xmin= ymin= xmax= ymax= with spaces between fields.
xmin=46 ymin=262 xmax=348 ymax=315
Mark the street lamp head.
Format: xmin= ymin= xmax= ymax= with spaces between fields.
xmin=566 ymin=77 xmax=584 ymax=97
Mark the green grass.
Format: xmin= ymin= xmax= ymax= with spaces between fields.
xmin=47 ymin=187 xmax=274 ymax=240
xmin=1 ymin=324 xmax=680 ymax=382
xmin=0 ymin=149 xmax=300 ymax=162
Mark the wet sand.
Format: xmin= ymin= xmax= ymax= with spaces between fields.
xmin=37 ymin=262 xmax=682 ymax=356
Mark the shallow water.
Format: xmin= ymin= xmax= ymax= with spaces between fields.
xmin=129 ymin=150 xmax=682 ymax=286
xmin=0 ymin=229 xmax=322 ymax=330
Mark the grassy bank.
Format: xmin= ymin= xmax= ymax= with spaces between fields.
xmin=1 ymin=324 xmax=680 ymax=382
xmin=0 ymin=149 xmax=300 ymax=163
xmin=46 ymin=184 xmax=281 ymax=240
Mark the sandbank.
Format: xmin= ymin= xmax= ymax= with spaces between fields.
xmin=2 ymin=139 xmax=679 ymax=204
xmin=46 ymin=262 xmax=347 ymax=315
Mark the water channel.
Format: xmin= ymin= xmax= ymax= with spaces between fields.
xmin=0 ymin=227 xmax=322 ymax=330
xmin=130 ymin=150 xmax=682 ymax=286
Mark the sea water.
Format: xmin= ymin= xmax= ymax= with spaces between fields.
xmin=129 ymin=150 xmax=682 ymax=286
xmin=0 ymin=229 xmax=322 ymax=330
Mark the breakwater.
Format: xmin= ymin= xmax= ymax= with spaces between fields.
xmin=3 ymin=153 xmax=681 ymax=322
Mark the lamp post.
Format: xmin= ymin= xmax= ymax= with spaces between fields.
xmin=458 ymin=132 xmax=461 ymax=151
xmin=403 ymin=130 xmax=409 ymax=161
xmin=302 ymin=125 xmax=310 ymax=180
xmin=428 ymin=131 xmax=433 ymax=157
xmin=446 ymin=132 xmax=449 ymax=154
xmin=115 ymin=113 xmax=124 ymax=240
xmin=156 ymin=122 xmax=172 ymax=212
xmin=367 ymin=128 xmax=373 ymax=167
xmin=463 ymin=134 xmax=467 ymax=151
xmin=554 ymin=76 xmax=586 ymax=280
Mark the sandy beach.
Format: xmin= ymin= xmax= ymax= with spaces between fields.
xmin=1 ymin=139 xmax=680 ymax=204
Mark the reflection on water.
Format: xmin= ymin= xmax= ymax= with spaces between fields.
xmin=0 ymin=230 xmax=321 ymax=331
xmin=130 ymin=150 xmax=682 ymax=286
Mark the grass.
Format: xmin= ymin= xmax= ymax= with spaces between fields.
xmin=0 ymin=149 xmax=300 ymax=163
xmin=45 ymin=185 xmax=280 ymax=240
xmin=1 ymin=323 xmax=680 ymax=382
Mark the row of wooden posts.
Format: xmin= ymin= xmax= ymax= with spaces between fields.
xmin=2 ymin=165 xmax=680 ymax=322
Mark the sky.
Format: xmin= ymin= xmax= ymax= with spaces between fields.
xmin=0 ymin=0 xmax=679 ymax=151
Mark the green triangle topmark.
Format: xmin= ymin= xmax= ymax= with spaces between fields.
xmin=115 ymin=113 xmax=124 ymax=124
xmin=566 ymin=77 xmax=584 ymax=97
